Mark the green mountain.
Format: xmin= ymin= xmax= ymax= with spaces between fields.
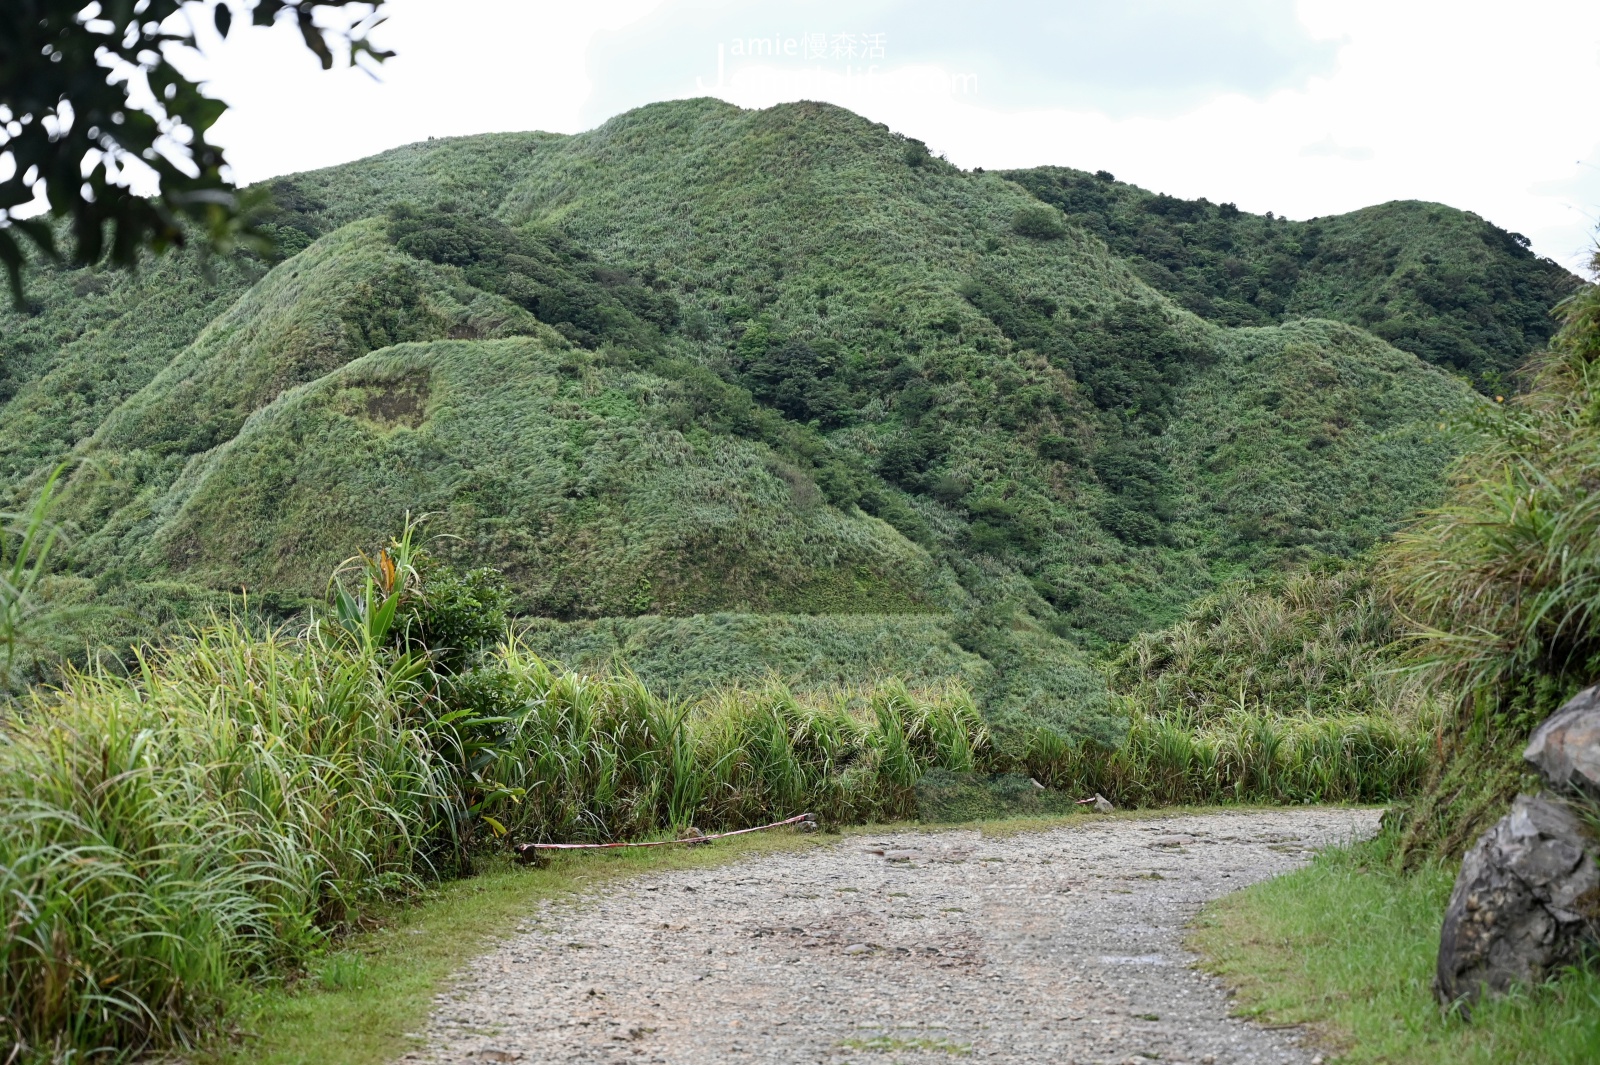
xmin=1002 ymin=166 xmax=1579 ymax=391
xmin=2 ymin=98 xmax=1554 ymax=736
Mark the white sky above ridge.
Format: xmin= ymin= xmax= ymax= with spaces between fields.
xmin=177 ymin=0 xmax=1600 ymax=270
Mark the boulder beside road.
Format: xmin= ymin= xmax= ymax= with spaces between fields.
xmin=1435 ymin=795 xmax=1600 ymax=1005
xmin=1525 ymin=683 xmax=1600 ymax=801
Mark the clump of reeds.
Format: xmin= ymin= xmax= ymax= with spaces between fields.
xmin=444 ymin=643 xmax=986 ymax=845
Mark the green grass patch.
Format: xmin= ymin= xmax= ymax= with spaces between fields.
xmin=1191 ymin=841 xmax=1600 ymax=1063
xmin=838 ymin=1034 xmax=971 ymax=1055
xmin=209 ymin=831 xmax=823 ymax=1065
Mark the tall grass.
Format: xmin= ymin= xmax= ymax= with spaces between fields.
xmin=1391 ymin=274 xmax=1600 ymax=707
xmin=1384 ymin=266 xmax=1600 ymax=860
xmin=445 ymin=644 xmax=985 ymax=844
xmin=1 ymin=465 xmax=67 ymax=689
xmin=0 ymin=622 xmax=444 ymax=1059
xmin=1024 ymin=702 xmax=1432 ymax=808
xmin=0 ymin=618 xmax=982 ymax=1060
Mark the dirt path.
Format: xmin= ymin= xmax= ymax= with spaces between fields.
xmin=408 ymin=808 xmax=1377 ymax=1065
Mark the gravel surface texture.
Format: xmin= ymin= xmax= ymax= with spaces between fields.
xmin=409 ymin=807 xmax=1378 ymax=1065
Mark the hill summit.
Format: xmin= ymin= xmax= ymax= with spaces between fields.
xmin=1 ymin=98 xmax=1573 ymax=736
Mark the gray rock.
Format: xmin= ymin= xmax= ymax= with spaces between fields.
xmin=1436 ymin=794 xmax=1600 ymax=1005
xmin=1526 ymin=684 xmax=1600 ymax=799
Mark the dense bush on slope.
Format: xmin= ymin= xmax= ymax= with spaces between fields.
xmin=1046 ymin=564 xmax=1434 ymax=809
xmin=1386 ymin=262 xmax=1600 ymax=861
xmin=0 ymin=99 xmax=1484 ymax=739
xmin=518 ymin=612 xmax=989 ymax=696
xmin=1110 ymin=565 xmax=1426 ymax=722
xmin=1004 ymin=166 xmax=1581 ymax=391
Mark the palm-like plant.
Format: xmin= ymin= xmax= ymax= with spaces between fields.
xmin=327 ymin=513 xmax=424 ymax=653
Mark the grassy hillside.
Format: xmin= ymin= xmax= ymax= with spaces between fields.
xmin=517 ymin=612 xmax=990 ymax=696
xmin=1003 ymin=166 xmax=1581 ymax=391
xmin=0 ymin=250 xmax=264 ymax=481
xmin=0 ymin=98 xmax=1490 ymax=740
xmin=1110 ymin=564 xmax=1426 ymax=723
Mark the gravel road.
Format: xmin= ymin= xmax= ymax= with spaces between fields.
xmin=409 ymin=807 xmax=1378 ymax=1065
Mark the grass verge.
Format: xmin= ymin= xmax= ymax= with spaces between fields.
xmin=205 ymin=829 xmax=828 ymax=1065
xmin=1191 ymin=841 xmax=1600 ymax=1064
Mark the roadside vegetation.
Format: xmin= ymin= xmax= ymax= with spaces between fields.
xmin=0 ymin=520 xmax=1431 ymax=1061
xmin=1194 ymin=838 xmax=1600 ymax=1064
xmin=1382 ymin=256 xmax=1600 ymax=861
xmin=1191 ymin=259 xmax=1600 ymax=1057
xmin=0 ymin=533 xmax=984 ymax=1059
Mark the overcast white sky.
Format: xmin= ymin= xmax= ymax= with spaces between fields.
xmin=181 ymin=0 xmax=1600 ymax=269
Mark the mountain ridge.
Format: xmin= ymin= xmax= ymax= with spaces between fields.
xmin=0 ymin=97 xmax=1544 ymax=736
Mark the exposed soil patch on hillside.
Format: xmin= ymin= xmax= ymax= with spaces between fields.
xmin=409 ymin=808 xmax=1377 ymax=1065
xmin=343 ymin=370 xmax=431 ymax=430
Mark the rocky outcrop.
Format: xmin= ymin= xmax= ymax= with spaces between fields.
xmin=1526 ymin=684 xmax=1600 ymax=800
xmin=1435 ymin=794 xmax=1600 ymax=1006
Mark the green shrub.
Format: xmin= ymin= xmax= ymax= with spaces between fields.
xmin=1011 ymin=204 xmax=1067 ymax=240
xmin=399 ymin=553 xmax=512 ymax=673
